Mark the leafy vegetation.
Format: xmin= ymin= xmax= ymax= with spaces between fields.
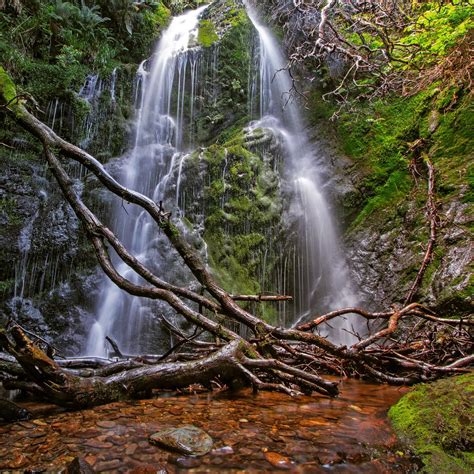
xmin=279 ymin=0 xmax=473 ymax=102
xmin=0 ymin=0 xmax=170 ymax=104
xmin=399 ymin=2 xmax=473 ymax=70
xmin=197 ymin=19 xmax=218 ymax=47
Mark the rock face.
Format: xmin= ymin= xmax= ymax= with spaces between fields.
xmin=329 ymin=90 xmax=472 ymax=315
xmin=149 ymin=425 xmax=214 ymax=455
xmin=0 ymin=69 xmax=134 ymax=354
xmin=0 ymin=0 xmax=470 ymax=359
xmin=0 ymin=151 xmax=94 ymax=353
xmin=346 ymin=198 xmax=472 ymax=313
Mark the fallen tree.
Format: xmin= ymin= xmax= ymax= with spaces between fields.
xmin=0 ymin=67 xmax=472 ymax=411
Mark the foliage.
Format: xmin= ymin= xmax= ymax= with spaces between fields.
xmin=389 ymin=374 xmax=474 ymax=473
xmin=271 ymin=0 xmax=473 ymax=101
xmin=0 ymin=0 xmax=170 ymax=104
xmin=399 ymin=2 xmax=473 ymax=69
xmin=197 ymin=19 xmax=218 ymax=47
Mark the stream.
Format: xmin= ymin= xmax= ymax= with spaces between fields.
xmin=0 ymin=379 xmax=418 ymax=472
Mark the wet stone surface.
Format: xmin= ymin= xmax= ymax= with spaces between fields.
xmin=0 ymin=379 xmax=417 ymax=472
xmin=150 ymin=425 xmax=214 ymax=455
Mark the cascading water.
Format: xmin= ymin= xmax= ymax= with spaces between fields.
xmin=86 ymin=7 xmax=208 ymax=357
xmin=244 ymin=2 xmax=359 ymax=344
xmin=86 ymin=1 xmax=358 ymax=356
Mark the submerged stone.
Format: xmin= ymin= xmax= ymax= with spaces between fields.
xmin=264 ymin=451 xmax=294 ymax=470
xmin=149 ymin=425 xmax=213 ymax=456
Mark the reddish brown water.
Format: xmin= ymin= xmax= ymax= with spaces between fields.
xmin=0 ymin=379 xmax=416 ymax=472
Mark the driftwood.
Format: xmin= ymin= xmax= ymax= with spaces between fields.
xmin=0 ymin=398 xmax=31 ymax=422
xmin=0 ymin=68 xmax=472 ymax=410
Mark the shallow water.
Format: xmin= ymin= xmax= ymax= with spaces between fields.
xmin=0 ymin=379 xmax=417 ymax=472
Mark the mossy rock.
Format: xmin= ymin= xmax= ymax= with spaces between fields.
xmin=389 ymin=374 xmax=474 ymax=473
xmin=198 ymin=19 xmax=219 ymax=47
xmin=0 ymin=65 xmax=18 ymax=105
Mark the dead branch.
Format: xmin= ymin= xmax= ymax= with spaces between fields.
xmin=269 ymin=0 xmax=472 ymax=102
xmin=105 ymin=336 xmax=124 ymax=358
xmin=405 ymin=157 xmax=438 ymax=305
xmin=0 ymin=68 xmax=471 ymax=410
xmin=230 ymin=294 xmax=293 ymax=302
xmin=296 ymin=303 xmax=471 ymax=333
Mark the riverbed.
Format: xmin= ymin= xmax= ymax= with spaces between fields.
xmin=0 ymin=379 xmax=417 ymax=472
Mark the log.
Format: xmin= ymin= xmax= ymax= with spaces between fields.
xmin=0 ymin=327 xmax=258 ymax=407
xmin=0 ymin=398 xmax=31 ymax=422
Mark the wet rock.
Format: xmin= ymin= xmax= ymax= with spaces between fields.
xmin=264 ymin=451 xmax=294 ymax=470
xmin=96 ymin=420 xmax=116 ymax=429
xmin=211 ymin=446 xmax=234 ymax=455
xmin=0 ymin=399 xmax=31 ymax=422
xmin=130 ymin=466 xmax=168 ymax=474
xmin=63 ymin=456 xmax=94 ymax=474
xmin=169 ymin=455 xmax=202 ymax=468
xmin=149 ymin=425 xmax=213 ymax=456
xmin=82 ymin=439 xmax=114 ymax=449
xmin=93 ymin=459 xmax=122 ymax=471
xmin=125 ymin=443 xmax=138 ymax=456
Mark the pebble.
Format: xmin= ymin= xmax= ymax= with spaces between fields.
xmin=264 ymin=451 xmax=294 ymax=470
xmin=125 ymin=443 xmax=138 ymax=455
xmin=94 ymin=459 xmax=123 ymax=471
xmin=149 ymin=425 xmax=213 ymax=456
xmin=0 ymin=382 xmax=415 ymax=472
xmin=96 ymin=420 xmax=117 ymax=429
xmin=211 ymin=446 xmax=234 ymax=455
xmin=26 ymin=431 xmax=46 ymax=438
xmin=169 ymin=455 xmax=202 ymax=468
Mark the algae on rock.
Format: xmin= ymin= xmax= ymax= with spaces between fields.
xmin=307 ymin=84 xmax=473 ymax=316
xmin=389 ymin=374 xmax=474 ymax=473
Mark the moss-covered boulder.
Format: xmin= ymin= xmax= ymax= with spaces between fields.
xmin=172 ymin=123 xmax=286 ymax=324
xmin=389 ymin=374 xmax=474 ymax=473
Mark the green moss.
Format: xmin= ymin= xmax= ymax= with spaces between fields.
xmin=0 ymin=65 xmax=18 ymax=105
xmin=352 ymin=170 xmax=411 ymax=228
xmin=176 ymin=123 xmax=283 ymax=324
xmin=0 ymin=278 xmax=14 ymax=295
xmin=198 ymin=19 xmax=219 ymax=47
xmin=430 ymin=92 xmax=473 ymax=202
xmin=147 ymin=3 xmax=171 ymax=29
xmin=389 ymin=374 xmax=474 ymax=473
xmin=192 ymin=6 xmax=252 ymax=144
xmin=0 ymin=197 xmax=23 ymax=226
xmin=310 ymin=83 xmax=473 ymax=231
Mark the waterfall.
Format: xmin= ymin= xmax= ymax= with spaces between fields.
xmin=244 ymin=2 xmax=359 ymax=344
xmin=86 ymin=7 xmax=208 ymax=357
xmin=86 ymin=2 xmax=358 ymax=356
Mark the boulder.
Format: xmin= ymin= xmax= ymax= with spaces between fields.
xmin=149 ymin=425 xmax=213 ymax=456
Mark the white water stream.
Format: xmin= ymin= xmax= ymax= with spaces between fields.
xmin=86 ymin=7 xmax=207 ymax=357
xmin=244 ymin=2 xmax=359 ymax=344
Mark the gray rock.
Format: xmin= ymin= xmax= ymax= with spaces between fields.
xmin=149 ymin=425 xmax=213 ymax=456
